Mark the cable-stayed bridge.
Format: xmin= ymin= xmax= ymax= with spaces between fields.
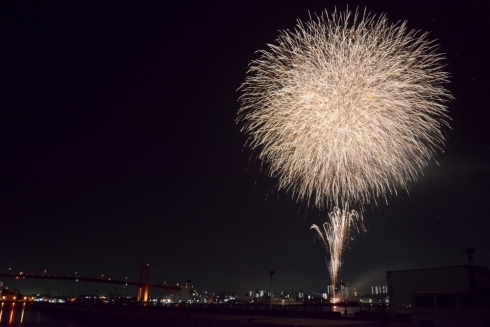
xmin=0 ymin=264 xmax=181 ymax=303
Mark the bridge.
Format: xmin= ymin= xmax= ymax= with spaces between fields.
xmin=0 ymin=264 xmax=181 ymax=303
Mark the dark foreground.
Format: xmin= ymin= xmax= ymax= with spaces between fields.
xmin=0 ymin=302 xmax=412 ymax=327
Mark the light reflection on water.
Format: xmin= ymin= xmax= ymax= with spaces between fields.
xmin=0 ymin=302 xmax=24 ymax=324
xmin=0 ymin=302 xmax=31 ymax=325
xmin=0 ymin=302 xmax=90 ymax=326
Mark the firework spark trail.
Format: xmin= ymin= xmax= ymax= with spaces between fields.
xmin=238 ymin=8 xmax=451 ymax=294
xmin=311 ymin=207 xmax=359 ymax=300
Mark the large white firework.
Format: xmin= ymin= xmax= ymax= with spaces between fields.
xmin=238 ymin=8 xmax=451 ymax=296
xmin=238 ymin=8 xmax=451 ymax=209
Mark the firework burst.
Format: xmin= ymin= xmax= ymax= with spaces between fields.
xmin=238 ymin=8 xmax=451 ymax=293
xmin=238 ymin=8 xmax=451 ymax=209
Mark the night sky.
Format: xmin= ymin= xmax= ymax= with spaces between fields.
xmin=2 ymin=0 xmax=490 ymax=296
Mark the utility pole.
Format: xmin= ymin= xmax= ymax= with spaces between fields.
xmin=269 ymin=271 xmax=274 ymax=310
xmin=465 ymin=248 xmax=475 ymax=265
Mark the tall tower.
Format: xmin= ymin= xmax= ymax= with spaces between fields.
xmin=137 ymin=264 xmax=150 ymax=304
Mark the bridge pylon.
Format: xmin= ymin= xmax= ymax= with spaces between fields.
xmin=136 ymin=264 xmax=149 ymax=304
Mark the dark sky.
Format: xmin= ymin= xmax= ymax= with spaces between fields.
xmin=1 ymin=0 xmax=490 ymax=296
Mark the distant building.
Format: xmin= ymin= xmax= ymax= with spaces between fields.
xmin=173 ymin=286 xmax=192 ymax=302
xmin=371 ymin=285 xmax=388 ymax=294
